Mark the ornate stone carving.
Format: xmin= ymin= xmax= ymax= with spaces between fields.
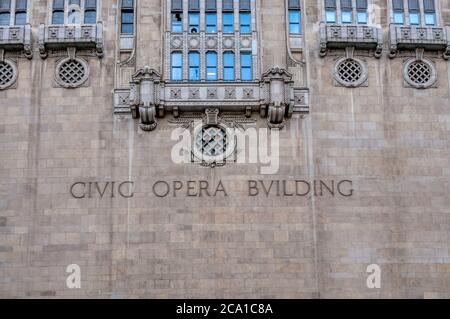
xmin=207 ymin=88 xmax=217 ymax=99
xmin=129 ymin=67 xmax=162 ymax=131
xmin=188 ymin=88 xmax=199 ymax=99
xmin=261 ymin=66 xmax=294 ymax=129
xmin=402 ymin=49 xmax=438 ymax=89
xmin=38 ymin=23 xmax=104 ymax=59
xmin=243 ymin=88 xmax=254 ymax=99
xmin=319 ymin=23 xmax=383 ymax=58
xmin=389 ymin=25 xmax=450 ymax=60
xmin=0 ymin=24 xmax=33 ymax=59
xmin=170 ymin=88 xmax=181 ymax=99
xmin=224 ymin=88 xmax=236 ymax=99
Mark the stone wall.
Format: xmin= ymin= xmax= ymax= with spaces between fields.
xmin=0 ymin=0 xmax=449 ymax=298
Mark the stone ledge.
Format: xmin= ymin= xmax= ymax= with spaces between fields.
xmin=38 ymin=22 xmax=104 ymax=59
xmin=0 ymin=24 xmax=32 ymax=59
xmin=389 ymin=24 xmax=450 ymax=60
xmin=319 ymin=22 xmax=383 ymax=58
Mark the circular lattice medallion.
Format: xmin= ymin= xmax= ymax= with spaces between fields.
xmin=0 ymin=59 xmax=18 ymax=90
xmin=193 ymin=124 xmax=235 ymax=163
xmin=55 ymin=57 xmax=89 ymax=88
xmin=333 ymin=57 xmax=368 ymax=88
xmin=403 ymin=58 xmax=437 ymax=89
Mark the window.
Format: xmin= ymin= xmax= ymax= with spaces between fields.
xmin=205 ymin=0 xmax=217 ymax=32
xmin=206 ymin=13 xmax=217 ymax=32
xmin=356 ymin=0 xmax=368 ymax=24
xmin=288 ymin=0 xmax=301 ymax=34
xmin=189 ymin=13 xmax=199 ymax=33
xmin=171 ymin=0 xmax=183 ymax=32
xmin=84 ymin=0 xmax=97 ymax=24
xmin=240 ymin=52 xmax=252 ymax=81
xmin=206 ymin=51 xmax=217 ymax=81
xmin=392 ymin=0 xmax=404 ymax=24
xmin=223 ymin=52 xmax=235 ymax=81
xmin=51 ymin=0 xmax=97 ymax=25
xmin=424 ymin=0 xmax=436 ymax=26
xmin=52 ymin=0 xmax=65 ymax=24
xmin=171 ymin=52 xmax=183 ymax=81
xmin=189 ymin=0 xmax=199 ymax=33
xmin=325 ymin=0 xmax=337 ymax=23
xmin=0 ymin=0 xmax=11 ymax=26
xmin=223 ymin=0 xmax=234 ymax=33
xmin=239 ymin=12 xmax=251 ymax=33
xmin=392 ymin=0 xmax=437 ymax=26
xmin=14 ymin=0 xmax=27 ymax=25
xmin=189 ymin=51 xmax=200 ymax=81
xmin=341 ymin=0 xmax=352 ymax=24
xmin=239 ymin=0 xmax=251 ymax=33
xmin=121 ymin=0 xmax=134 ymax=34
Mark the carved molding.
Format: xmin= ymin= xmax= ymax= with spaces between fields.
xmin=121 ymin=66 xmax=310 ymax=131
xmin=38 ymin=23 xmax=104 ymax=59
xmin=389 ymin=25 xmax=450 ymax=60
xmin=0 ymin=24 xmax=33 ymax=59
xmin=319 ymin=23 xmax=383 ymax=58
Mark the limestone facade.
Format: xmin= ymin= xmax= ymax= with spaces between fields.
xmin=0 ymin=0 xmax=450 ymax=298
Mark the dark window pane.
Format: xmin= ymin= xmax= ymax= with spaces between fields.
xmin=239 ymin=0 xmax=250 ymax=11
xmin=392 ymin=0 xmax=404 ymax=10
xmin=121 ymin=23 xmax=133 ymax=34
xmin=52 ymin=10 xmax=64 ymax=24
xmin=423 ymin=0 xmax=435 ymax=12
xmin=0 ymin=0 xmax=10 ymax=10
xmin=223 ymin=0 xmax=233 ymax=11
xmin=85 ymin=0 xmax=97 ymax=9
xmin=189 ymin=0 xmax=199 ymax=11
xmin=340 ymin=0 xmax=352 ymax=9
xmin=206 ymin=0 xmax=216 ymax=11
xmin=288 ymin=0 xmax=300 ymax=9
xmin=84 ymin=10 xmax=96 ymax=24
xmin=121 ymin=0 xmax=134 ymax=8
xmin=356 ymin=0 xmax=367 ymax=10
xmin=172 ymin=0 xmax=183 ymax=12
xmin=122 ymin=11 xmax=133 ymax=23
xmin=325 ymin=0 xmax=336 ymax=9
xmin=15 ymin=0 xmax=27 ymax=10
xmin=69 ymin=0 xmax=81 ymax=5
xmin=0 ymin=12 xmax=10 ymax=25
xmin=53 ymin=0 xmax=64 ymax=9
xmin=408 ymin=0 xmax=419 ymax=11
xmin=15 ymin=11 xmax=26 ymax=25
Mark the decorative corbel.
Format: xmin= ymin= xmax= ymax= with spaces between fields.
xmin=129 ymin=66 xmax=162 ymax=131
xmin=261 ymin=66 xmax=294 ymax=129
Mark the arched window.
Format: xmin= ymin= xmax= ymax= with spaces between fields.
xmin=223 ymin=52 xmax=235 ymax=81
xmin=189 ymin=51 xmax=200 ymax=81
xmin=171 ymin=52 xmax=183 ymax=81
xmin=206 ymin=52 xmax=217 ymax=81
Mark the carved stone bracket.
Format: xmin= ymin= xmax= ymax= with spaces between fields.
xmin=261 ymin=66 xmax=294 ymax=129
xmin=121 ymin=65 xmax=309 ymax=132
xmin=129 ymin=66 xmax=162 ymax=131
xmin=389 ymin=24 xmax=450 ymax=60
xmin=0 ymin=24 xmax=33 ymax=59
xmin=319 ymin=22 xmax=383 ymax=58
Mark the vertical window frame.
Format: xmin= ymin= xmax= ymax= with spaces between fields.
xmin=206 ymin=51 xmax=218 ymax=81
xmin=188 ymin=51 xmax=200 ymax=81
xmin=223 ymin=51 xmax=235 ymax=81
xmin=171 ymin=51 xmax=183 ymax=81
xmin=120 ymin=0 xmax=134 ymax=34
xmin=240 ymin=51 xmax=252 ymax=81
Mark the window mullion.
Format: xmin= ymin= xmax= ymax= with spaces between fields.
xmin=419 ymin=0 xmax=425 ymax=26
